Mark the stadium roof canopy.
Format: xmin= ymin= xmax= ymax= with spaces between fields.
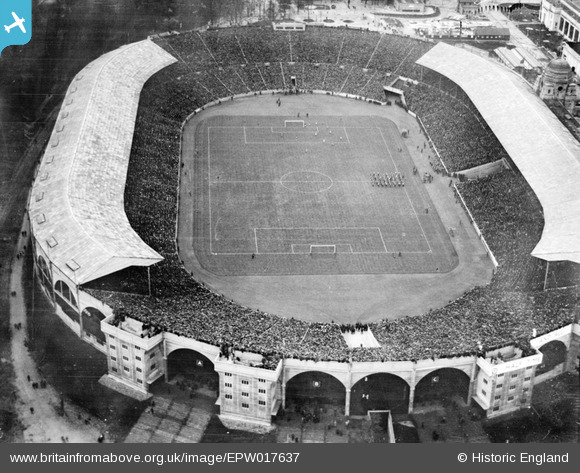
xmin=29 ymin=40 xmax=177 ymax=285
xmin=417 ymin=42 xmax=580 ymax=264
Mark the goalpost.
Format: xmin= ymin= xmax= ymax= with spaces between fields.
xmin=284 ymin=120 xmax=305 ymax=127
xmin=309 ymin=244 xmax=336 ymax=256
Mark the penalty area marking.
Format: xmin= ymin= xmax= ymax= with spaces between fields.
xmin=253 ymin=227 xmax=389 ymax=255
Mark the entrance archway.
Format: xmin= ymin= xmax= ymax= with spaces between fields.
xmin=350 ymin=373 xmax=410 ymax=415
xmin=414 ymin=368 xmax=470 ymax=406
xmin=536 ymin=340 xmax=567 ymax=375
xmin=286 ymin=371 xmax=346 ymax=414
xmin=166 ymin=349 xmax=219 ymax=395
xmin=81 ymin=307 xmax=106 ymax=344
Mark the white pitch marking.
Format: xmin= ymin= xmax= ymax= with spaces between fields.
xmin=377 ymin=127 xmax=432 ymax=253
xmin=208 ymin=126 xmax=214 ymax=254
xmin=253 ymin=228 xmax=259 ymax=254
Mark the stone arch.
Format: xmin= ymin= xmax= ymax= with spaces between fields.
xmin=81 ymin=307 xmax=106 ymax=343
xmin=285 ymin=371 xmax=346 ymax=409
xmin=536 ymin=340 xmax=567 ymax=375
xmin=414 ymin=368 xmax=470 ymax=406
xmin=37 ymin=256 xmax=52 ymax=289
xmin=166 ymin=349 xmax=219 ymax=395
xmin=54 ymin=280 xmax=79 ymax=322
xmin=350 ymin=373 xmax=410 ymax=415
xmin=54 ymin=280 xmax=77 ymax=308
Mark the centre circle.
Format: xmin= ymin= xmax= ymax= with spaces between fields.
xmin=280 ymin=170 xmax=333 ymax=194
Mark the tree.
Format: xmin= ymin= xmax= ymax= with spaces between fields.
xmin=279 ymin=0 xmax=292 ymax=18
xmin=266 ymin=0 xmax=277 ymax=20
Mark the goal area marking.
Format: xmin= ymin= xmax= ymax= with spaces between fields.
xmin=284 ymin=120 xmax=305 ymax=127
xmin=290 ymin=244 xmax=355 ymax=255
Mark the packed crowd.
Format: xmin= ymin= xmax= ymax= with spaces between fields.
xmin=157 ymin=25 xmax=430 ymax=90
xmin=83 ymin=27 xmax=578 ymax=369
xmin=404 ymin=81 xmax=511 ymax=173
xmin=340 ymin=323 xmax=370 ymax=334
xmin=456 ymin=170 xmax=547 ymax=292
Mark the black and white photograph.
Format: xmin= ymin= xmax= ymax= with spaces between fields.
xmin=0 ymin=0 xmax=578 ymax=456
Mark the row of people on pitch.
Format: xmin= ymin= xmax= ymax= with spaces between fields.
xmin=370 ymin=172 xmax=405 ymax=187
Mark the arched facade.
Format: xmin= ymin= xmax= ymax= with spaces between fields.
xmin=285 ymin=371 xmax=347 ymax=408
xmin=350 ymin=373 xmax=410 ymax=415
xmin=81 ymin=307 xmax=106 ymax=344
xmin=166 ymin=348 xmax=219 ymax=394
xmin=536 ymin=340 xmax=567 ymax=375
xmin=54 ymin=280 xmax=79 ymax=322
xmin=37 ymin=256 xmax=52 ymax=290
xmin=414 ymin=368 xmax=471 ymax=406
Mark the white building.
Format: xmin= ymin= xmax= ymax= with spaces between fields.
xmin=540 ymin=0 xmax=580 ymax=41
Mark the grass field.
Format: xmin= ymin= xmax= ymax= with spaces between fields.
xmin=190 ymin=113 xmax=458 ymax=276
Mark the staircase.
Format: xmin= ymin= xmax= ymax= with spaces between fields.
xmin=125 ymin=396 xmax=213 ymax=443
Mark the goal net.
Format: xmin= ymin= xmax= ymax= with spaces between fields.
xmin=309 ymin=244 xmax=336 ymax=256
xmin=284 ymin=120 xmax=305 ymax=127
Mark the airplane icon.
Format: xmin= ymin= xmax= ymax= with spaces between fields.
xmin=4 ymin=12 xmax=26 ymax=34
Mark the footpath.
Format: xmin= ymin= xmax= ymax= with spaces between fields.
xmin=9 ymin=214 xmax=107 ymax=443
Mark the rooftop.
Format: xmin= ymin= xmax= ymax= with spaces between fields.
xmin=29 ymin=40 xmax=177 ymax=285
xmin=417 ymin=43 xmax=580 ymax=264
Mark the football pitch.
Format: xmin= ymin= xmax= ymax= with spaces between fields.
xmin=189 ymin=113 xmax=458 ymax=276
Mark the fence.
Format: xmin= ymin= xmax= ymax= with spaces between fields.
xmin=453 ymin=183 xmax=499 ymax=269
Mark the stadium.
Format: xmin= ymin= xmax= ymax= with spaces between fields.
xmin=28 ymin=25 xmax=580 ymax=432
